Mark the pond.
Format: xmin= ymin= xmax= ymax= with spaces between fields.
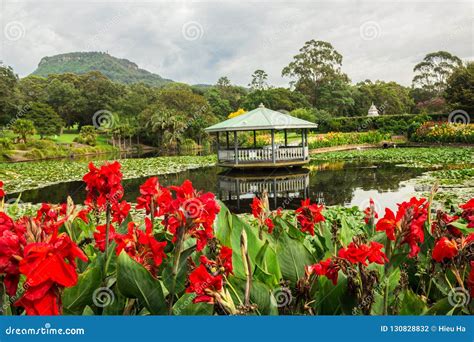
xmin=13 ymin=160 xmax=428 ymax=213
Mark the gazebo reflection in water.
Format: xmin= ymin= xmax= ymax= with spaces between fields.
xmin=217 ymin=168 xmax=310 ymax=213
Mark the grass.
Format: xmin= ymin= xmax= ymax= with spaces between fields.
xmin=0 ymin=130 xmax=117 ymax=161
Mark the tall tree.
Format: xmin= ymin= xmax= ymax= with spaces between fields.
xmin=352 ymin=81 xmax=414 ymax=115
xmin=412 ymin=51 xmax=462 ymax=96
xmin=242 ymin=87 xmax=309 ymax=112
xmin=0 ymin=64 xmax=19 ymax=125
xmin=445 ymin=61 xmax=474 ymax=114
xmin=25 ymin=102 xmax=63 ymax=138
xmin=282 ymin=40 xmax=347 ymax=107
xmin=249 ymin=69 xmax=270 ymax=91
xmin=11 ymin=119 xmax=35 ymax=143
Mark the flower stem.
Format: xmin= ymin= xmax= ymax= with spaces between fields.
xmin=168 ymin=225 xmax=185 ymax=314
xmin=104 ymin=203 xmax=111 ymax=263
xmin=383 ymin=239 xmax=392 ymax=315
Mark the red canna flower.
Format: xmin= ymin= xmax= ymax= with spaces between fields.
xmin=295 ymin=199 xmax=325 ymax=236
xmin=115 ymin=220 xmax=167 ymax=276
xmin=165 ymin=180 xmax=220 ymax=251
xmin=306 ymin=258 xmax=340 ymax=285
xmin=338 ymin=241 xmax=387 ymax=266
xmin=376 ymin=208 xmax=398 ymax=241
xmin=363 ymin=198 xmax=378 ymax=224
xmin=83 ymin=161 xmax=123 ymax=210
xmin=432 ymin=237 xmax=458 ymax=262
xmin=200 ymin=246 xmax=233 ymax=276
xmin=250 ymin=196 xmax=275 ymax=233
xmin=0 ymin=213 xmax=26 ymax=296
xmin=111 ymin=200 xmax=131 ymax=224
xmin=93 ymin=224 xmax=117 ymax=252
xmin=136 ymin=177 xmax=172 ymax=216
xmin=185 ymin=264 xmax=223 ymax=304
xmin=0 ymin=180 xmax=5 ymax=198
xmin=366 ymin=241 xmax=389 ymax=265
xmin=460 ymin=198 xmax=474 ymax=228
xmin=15 ymin=233 xmax=87 ymax=315
xmin=376 ymin=197 xmax=428 ymax=258
xmin=468 ymin=261 xmax=474 ymax=298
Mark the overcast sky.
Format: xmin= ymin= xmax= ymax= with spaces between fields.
xmin=0 ymin=0 xmax=472 ymax=87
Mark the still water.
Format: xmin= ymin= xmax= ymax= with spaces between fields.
xmin=15 ymin=161 xmax=427 ymax=213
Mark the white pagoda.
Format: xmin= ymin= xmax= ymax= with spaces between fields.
xmin=367 ymin=103 xmax=379 ymax=117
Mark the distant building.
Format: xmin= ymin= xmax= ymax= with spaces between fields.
xmin=368 ymin=103 xmax=379 ymax=117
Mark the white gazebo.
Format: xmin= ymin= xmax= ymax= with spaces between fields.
xmin=205 ymin=104 xmax=317 ymax=168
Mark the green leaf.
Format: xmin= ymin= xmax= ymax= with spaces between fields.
xmin=275 ymin=233 xmax=315 ymax=286
xmin=62 ymin=261 xmax=102 ymax=315
xmin=254 ymin=241 xmax=281 ymax=287
xmin=229 ymin=277 xmax=277 ymax=315
xmin=339 ymin=216 xmax=354 ymax=246
xmin=172 ymin=293 xmax=214 ymax=315
xmin=399 ymin=289 xmax=427 ymax=315
xmin=116 ymin=252 xmax=167 ymax=315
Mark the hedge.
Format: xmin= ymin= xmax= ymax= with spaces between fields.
xmin=316 ymin=113 xmax=451 ymax=134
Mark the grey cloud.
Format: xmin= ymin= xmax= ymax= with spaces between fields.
xmin=1 ymin=0 xmax=472 ymax=87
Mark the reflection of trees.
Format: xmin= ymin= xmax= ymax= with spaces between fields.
xmin=16 ymin=162 xmax=426 ymax=212
xmin=308 ymin=162 xmax=426 ymax=205
xmin=17 ymin=167 xmax=221 ymax=205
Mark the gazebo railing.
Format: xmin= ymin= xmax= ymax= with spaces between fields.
xmin=218 ymin=146 xmax=308 ymax=163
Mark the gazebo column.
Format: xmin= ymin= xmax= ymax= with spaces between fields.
xmin=234 ymin=131 xmax=238 ymax=165
xmin=284 ymin=129 xmax=287 ymax=147
xmin=253 ymin=130 xmax=257 ymax=148
xmin=216 ymin=132 xmax=220 ymax=162
xmin=301 ymin=129 xmax=305 ymax=160
xmin=271 ymin=129 xmax=276 ymax=163
xmin=226 ymin=131 xmax=229 ymax=149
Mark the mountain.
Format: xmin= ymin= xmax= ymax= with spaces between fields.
xmin=31 ymin=51 xmax=173 ymax=86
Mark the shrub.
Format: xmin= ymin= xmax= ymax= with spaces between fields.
xmin=316 ymin=113 xmax=450 ymax=134
xmin=0 ymin=137 xmax=13 ymax=149
xmin=308 ymin=131 xmax=391 ymax=149
xmin=411 ymin=122 xmax=474 ymax=143
xmin=74 ymin=125 xmax=97 ymax=146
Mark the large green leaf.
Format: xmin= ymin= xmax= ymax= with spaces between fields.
xmin=172 ymin=293 xmax=214 ymax=315
xmin=254 ymin=241 xmax=281 ymax=287
xmin=371 ymin=267 xmax=401 ymax=315
xmin=399 ymin=289 xmax=427 ymax=315
xmin=62 ymin=261 xmax=102 ymax=315
xmin=116 ymin=252 xmax=167 ymax=315
xmin=314 ymin=275 xmax=353 ymax=315
xmin=229 ymin=277 xmax=278 ymax=315
xmin=275 ymin=233 xmax=315 ymax=285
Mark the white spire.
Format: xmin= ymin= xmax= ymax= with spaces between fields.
xmin=368 ymin=103 xmax=379 ymax=117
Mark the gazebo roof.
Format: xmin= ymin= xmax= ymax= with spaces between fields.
xmin=204 ymin=104 xmax=318 ymax=133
